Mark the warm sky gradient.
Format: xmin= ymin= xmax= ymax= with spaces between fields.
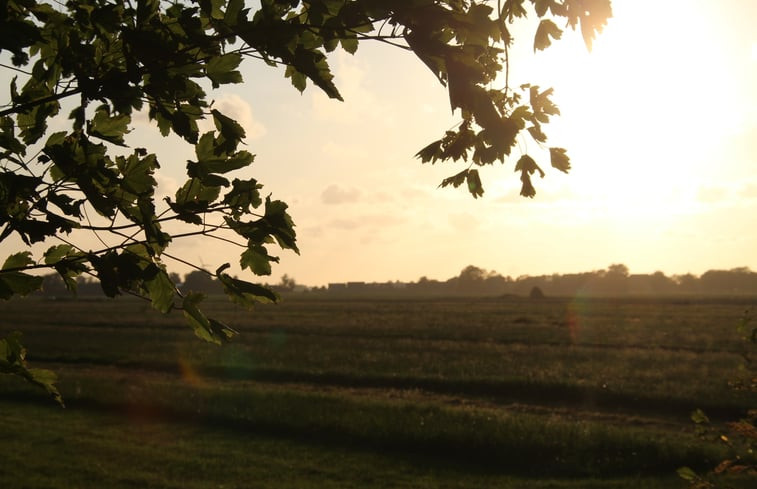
xmin=3 ymin=0 xmax=757 ymax=286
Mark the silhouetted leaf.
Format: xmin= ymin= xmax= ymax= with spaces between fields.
xmin=515 ymin=154 xmax=545 ymax=178
xmin=2 ymin=251 xmax=34 ymax=270
xmin=516 ymin=154 xmax=543 ymax=198
xmin=240 ymin=244 xmax=276 ymax=276
xmin=217 ymin=263 xmax=278 ymax=308
xmin=439 ymin=169 xmax=469 ymax=190
xmin=529 ymin=86 xmax=560 ymax=123
xmin=466 ymin=169 xmax=484 ymax=198
xmin=118 ymin=152 xmax=158 ymax=195
xmin=182 ymin=292 xmax=238 ymax=344
xmin=415 ymin=139 xmax=443 ymax=164
xmin=527 ymin=124 xmax=547 ymax=143
xmin=223 ymin=178 xmax=263 ymax=214
xmin=578 ymin=0 xmax=612 ymax=51
xmin=534 ymin=0 xmax=554 ymax=17
xmin=89 ymin=106 xmax=131 ymax=146
xmin=47 ymin=192 xmax=83 ymax=217
xmin=0 ymin=116 xmax=25 ymax=155
xmin=677 ymin=467 xmax=698 ymax=482
xmin=0 ymin=252 xmax=43 ymax=299
xmin=503 ymin=0 xmax=528 ymax=21
xmin=26 ymin=367 xmax=64 ymax=406
xmin=206 ymin=52 xmax=243 ymax=88
xmin=263 ymin=197 xmax=298 ymax=252
xmin=340 ymin=36 xmax=358 ymax=54
xmin=534 ymin=19 xmax=562 ymax=52
xmin=0 ymin=332 xmax=63 ymax=406
xmin=549 ymin=147 xmax=571 ymax=173
xmin=143 ymin=265 xmax=175 ymax=314
xmin=224 ymin=0 xmax=244 ymax=24
xmin=284 ymin=65 xmax=308 ymax=93
xmin=519 ymin=172 xmax=536 ymax=198
xmin=212 ymin=109 xmax=245 ymax=153
xmin=46 ymin=245 xmax=87 ymax=292
xmin=174 ymin=178 xmax=221 ymax=209
xmin=43 ymin=245 xmax=74 ymax=265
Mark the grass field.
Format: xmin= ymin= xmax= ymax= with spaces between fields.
xmin=1 ymin=295 xmax=755 ymax=488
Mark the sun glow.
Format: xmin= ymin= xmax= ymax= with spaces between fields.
xmin=534 ymin=1 xmax=739 ymax=215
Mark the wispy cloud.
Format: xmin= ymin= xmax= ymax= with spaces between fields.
xmin=321 ymin=184 xmax=361 ymax=205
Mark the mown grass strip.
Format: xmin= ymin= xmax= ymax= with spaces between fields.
xmin=6 ymin=399 xmax=741 ymax=489
xmin=12 ymin=357 xmax=753 ymax=422
xmin=0 ymin=371 xmax=740 ymax=478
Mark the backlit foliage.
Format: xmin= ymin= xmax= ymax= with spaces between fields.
xmin=0 ymin=0 xmax=612 ymax=400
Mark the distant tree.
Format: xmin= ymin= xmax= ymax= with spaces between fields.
xmin=699 ymin=268 xmax=757 ymax=295
xmin=168 ymin=272 xmax=182 ymax=287
xmin=602 ymin=263 xmax=629 ymax=296
xmin=0 ymin=0 xmax=612 ymax=400
xmin=648 ymin=271 xmax=675 ymax=295
xmin=529 ymin=285 xmax=545 ymax=300
xmin=182 ymin=270 xmax=222 ymax=295
xmin=485 ymin=272 xmax=510 ymax=294
xmin=606 ymin=263 xmax=630 ymax=278
xmin=277 ymin=274 xmax=296 ymax=292
xmin=673 ymin=273 xmax=700 ymax=295
xmin=459 ymin=265 xmax=488 ymax=283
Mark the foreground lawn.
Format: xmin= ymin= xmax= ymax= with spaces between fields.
xmin=0 ymin=400 xmax=725 ymax=489
xmin=1 ymin=296 xmax=755 ymax=487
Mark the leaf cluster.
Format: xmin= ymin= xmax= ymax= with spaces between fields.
xmin=0 ymin=331 xmax=63 ymax=406
xmin=413 ymin=0 xmax=610 ymax=198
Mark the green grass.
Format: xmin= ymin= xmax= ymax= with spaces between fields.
xmin=0 ymin=400 xmax=740 ymax=489
xmin=1 ymin=296 xmax=755 ymax=487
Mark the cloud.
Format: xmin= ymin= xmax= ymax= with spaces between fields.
xmin=323 ymin=213 xmax=404 ymax=233
xmin=203 ymin=94 xmax=266 ymax=139
xmin=155 ymin=173 xmax=179 ymax=201
xmin=321 ymin=184 xmax=361 ymax=204
xmin=328 ymin=218 xmax=360 ymax=230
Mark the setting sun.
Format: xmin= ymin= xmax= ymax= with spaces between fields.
xmin=545 ymin=2 xmax=733 ymax=200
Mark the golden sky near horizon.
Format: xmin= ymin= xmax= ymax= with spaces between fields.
xmin=237 ymin=0 xmax=757 ymax=285
xmin=2 ymin=0 xmax=756 ymax=286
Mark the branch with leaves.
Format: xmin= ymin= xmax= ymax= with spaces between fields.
xmin=1 ymin=0 xmax=611 ymax=403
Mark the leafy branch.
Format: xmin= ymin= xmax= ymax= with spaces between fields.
xmin=1 ymin=0 xmax=612 ymax=403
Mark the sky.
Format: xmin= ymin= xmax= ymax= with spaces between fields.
xmin=3 ymin=0 xmax=757 ymax=286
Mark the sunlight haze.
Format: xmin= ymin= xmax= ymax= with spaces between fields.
xmin=262 ymin=0 xmax=757 ymax=285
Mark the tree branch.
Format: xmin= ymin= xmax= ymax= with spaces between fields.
xmin=0 ymin=88 xmax=82 ymax=117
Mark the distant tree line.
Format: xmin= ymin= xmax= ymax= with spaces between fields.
xmin=408 ymin=264 xmax=757 ymax=298
xmin=37 ymin=269 xmax=300 ymax=299
xmin=34 ymin=264 xmax=757 ymax=299
xmin=324 ymin=264 xmax=757 ymax=298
